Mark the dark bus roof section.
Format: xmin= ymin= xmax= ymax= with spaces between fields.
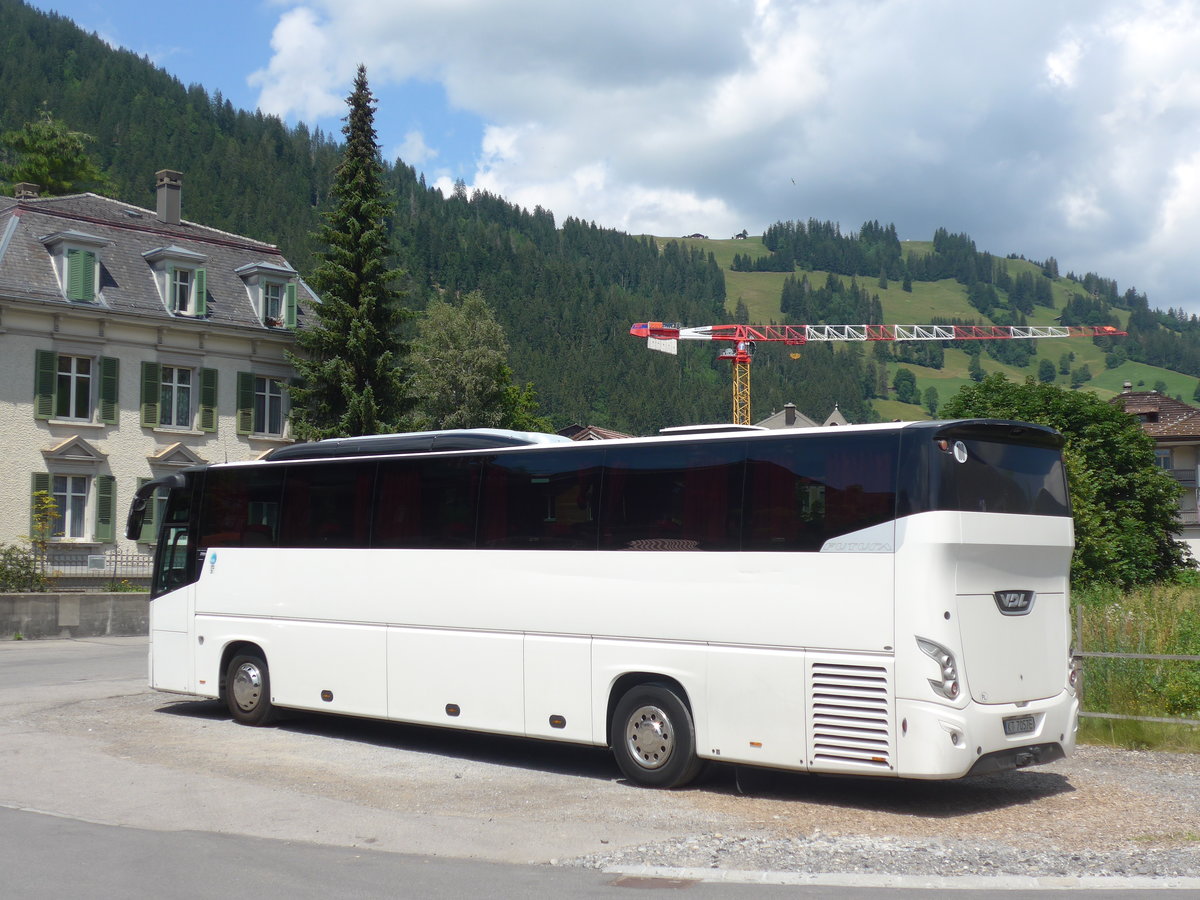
xmin=264 ymin=428 xmax=574 ymax=461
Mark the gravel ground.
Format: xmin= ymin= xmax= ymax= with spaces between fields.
xmin=17 ymin=677 xmax=1200 ymax=881
xmin=568 ymin=745 xmax=1200 ymax=878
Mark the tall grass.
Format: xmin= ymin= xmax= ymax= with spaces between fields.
xmin=1074 ymin=581 xmax=1200 ymax=750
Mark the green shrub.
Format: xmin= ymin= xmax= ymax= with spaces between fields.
xmin=0 ymin=543 xmax=47 ymax=592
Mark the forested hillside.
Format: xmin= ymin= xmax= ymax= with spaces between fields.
xmin=4 ymin=0 xmax=1199 ymax=433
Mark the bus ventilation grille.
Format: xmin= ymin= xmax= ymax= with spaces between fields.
xmin=810 ymin=661 xmax=892 ymax=770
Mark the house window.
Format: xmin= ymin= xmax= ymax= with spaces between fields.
xmin=172 ymin=268 xmax=193 ymax=313
xmin=167 ymin=266 xmax=207 ymax=316
xmin=1155 ymin=448 xmax=1173 ymax=469
xmin=35 ymin=351 xmax=118 ymax=424
xmin=141 ymin=363 xmax=217 ymax=433
xmin=264 ymin=282 xmax=283 ymax=322
xmin=255 ymin=377 xmax=284 ymax=435
xmin=52 ymin=475 xmax=89 ymax=539
xmin=160 ymin=366 xmax=192 ymax=428
xmin=55 ymin=356 xmax=92 ymax=420
xmin=237 ymin=372 xmax=287 ymax=437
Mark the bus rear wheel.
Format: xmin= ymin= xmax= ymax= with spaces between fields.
xmin=226 ymin=653 xmax=277 ymax=726
xmin=611 ymin=683 xmax=702 ymax=788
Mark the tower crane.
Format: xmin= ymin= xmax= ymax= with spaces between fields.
xmin=630 ymin=321 xmax=1128 ymax=426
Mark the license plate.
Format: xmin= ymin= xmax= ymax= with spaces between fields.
xmin=1003 ymin=714 xmax=1036 ymax=736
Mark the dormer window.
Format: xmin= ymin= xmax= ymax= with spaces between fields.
xmin=143 ymin=245 xmax=208 ymax=318
xmin=235 ymin=262 xmax=298 ymax=328
xmin=264 ymin=281 xmax=283 ymax=323
xmin=40 ymin=230 xmax=109 ymax=304
xmin=171 ymin=266 xmax=199 ymax=314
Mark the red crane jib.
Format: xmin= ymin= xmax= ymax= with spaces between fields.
xmin=630 ymin=322 xmax=1126 ymax=343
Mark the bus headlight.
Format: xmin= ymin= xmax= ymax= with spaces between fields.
xmin=917 ymin=637 xmax=961 ymax=700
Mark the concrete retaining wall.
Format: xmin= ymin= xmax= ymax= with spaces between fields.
xmin=0 ymin=593 xmax=149 ymax=639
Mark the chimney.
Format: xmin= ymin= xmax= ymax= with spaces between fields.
xmin=784 ymin=402 xmax=797 ymax=427
xmin=14 ymin=182 xmax=39 ymax=200
xmin=155 ymin=169 xmax=182 ymax=224
xmin=1123 ymin=381 xmax=1133 ymax=393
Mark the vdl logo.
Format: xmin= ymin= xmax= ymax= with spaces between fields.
xmin=994 ymin=589 xmax=1035 ymax=616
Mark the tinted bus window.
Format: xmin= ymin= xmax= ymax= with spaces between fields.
xmin=279 ymin=461 xmax=376 ymax=548
xmin=600 ymin=441 xmax=745 ymax=551
xmin=937 ymin=437 xmax=1069 ymax=516
xmin=198 ymin=466 xmax=285 ymax=548
xmin=153 ymin=478 xmax=196 ymax=595
xmin=373 ymin=456 xmax=482 ymax=548
xmin=480 ymin=448 xmax=603 ymax=549
xmin=744 ymin=432 xmax=898 ymax=551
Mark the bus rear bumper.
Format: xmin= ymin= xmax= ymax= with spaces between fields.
xmin=895 ymin=691 xmax=1078 ymax=779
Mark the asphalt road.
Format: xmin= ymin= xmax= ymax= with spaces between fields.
xmin=0 ymin=636 xmax=1195 ymax=898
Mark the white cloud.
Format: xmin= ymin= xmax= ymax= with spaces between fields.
xmin=254 ymin=0 xmax=1200 ymax=313
xmin=395 ymin=130 xmax=437 ymax=166
xmin=1045 ymin=37 xmax=1083 ymax=89
xmin=248 ymin=7 xmax=344 ymax=122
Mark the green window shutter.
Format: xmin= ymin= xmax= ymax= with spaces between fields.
xmin=30 ymin=472 xmax=51 ymax=538
xmin=236 ymin=371 xmax=254 ymax=435
xmin=66 ymin=248 xmax=82 ymax=298
xmin=284 ymin=282 xmax=297 ymax=328
xmin=194 ymin=268 xmax=207 ymax=316
xmin=34 ymin=349 xmax=57 ymax=420
xmin=137 ymin=477 xmax=158 ymax=543
xmin=199 ymin=368 xmax=218 ymax=433
xmin=66 ymin=249 xmax=95 ymax=301
xmin=140 ymin=361 xmax=161 ymax=428
xmin=94 ymin=475 xmax=116 ymax=543
xmin=99 ymin=356 xmax=119 ymax=424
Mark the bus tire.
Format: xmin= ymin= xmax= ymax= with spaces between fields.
xmin=226 ymin=653 xmax=277 ymax=726
xmin=610 ymin=683 xmax=702 ymax=788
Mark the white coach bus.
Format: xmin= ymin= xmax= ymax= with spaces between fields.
xmin=127 ymin=420 xmax=1078 ymax=788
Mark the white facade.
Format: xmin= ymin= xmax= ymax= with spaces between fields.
xmin=0 ymin=179 xmax=313 ymax=558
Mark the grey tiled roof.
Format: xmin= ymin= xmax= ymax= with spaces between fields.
xmin=0 ymin=192 xmax=314 ymax=331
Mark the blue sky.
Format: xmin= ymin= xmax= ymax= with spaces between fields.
xmin=26 ymin=0 xmax=1200 ymax=315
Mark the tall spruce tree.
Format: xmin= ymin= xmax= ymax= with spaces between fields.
xmin=288 ymin=66 xmax=412 ymax=440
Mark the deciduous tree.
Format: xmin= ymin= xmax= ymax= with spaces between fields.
xmin=410 ymin=291 xmax=550 ymax=432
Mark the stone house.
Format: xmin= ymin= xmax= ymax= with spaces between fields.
xmin=0 ymin=171 xmax=315 ymax=559
xmin=1111 ymin=384 xmax=1200 ymax=556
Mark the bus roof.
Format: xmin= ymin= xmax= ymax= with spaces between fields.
xmin=264 ymin=428 xmax=572 ymax=461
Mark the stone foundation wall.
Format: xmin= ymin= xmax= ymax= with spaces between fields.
xmin=0 ymin=593 xmax=149 ymax=639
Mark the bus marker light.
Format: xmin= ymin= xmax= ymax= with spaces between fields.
xmin=446 ymin=704 xmax=461 ymax=717
xmin=321 ymin=690 xmax=333 ymax=702
xmin=549 ymin=715 xmax=566 ymax=729
xmin=749 ymin=741 xmax=762 ymax=748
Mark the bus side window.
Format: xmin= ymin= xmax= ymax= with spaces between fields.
xmin=374 ymin=457 xmax=481 ymax=548
xmin=279 ymin=461 xmax=375 ymax=548
xmin=197 ymin=466 xmax=285 ymax=548
xmin=599 ymin=442 xmax=744 ymax=551
xmin=745 ymin=434 xmax=897 ymax=551
xmin=479 ymin=449 xmax=603 ymax=549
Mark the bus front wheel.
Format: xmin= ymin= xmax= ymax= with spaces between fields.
xmin=226 ymin=653 xmax=277 ymax=726
xmin=610 ymin=683 xmax=702 ymax=788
